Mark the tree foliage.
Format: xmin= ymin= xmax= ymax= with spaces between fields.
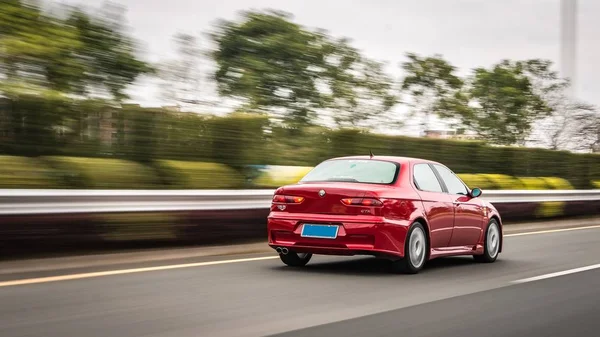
xmin=571 ymin=111 xmax=600 ymax=152
xmin=321 ymin=39 xmax=397 ymax=128
xmin=158 ymin=32 xmax=219 ymax=109
xmin=399 ymin=57 xmax=560 ymax=146
xmin=210 ymin=10 xmax=325 ymax=125
xmin=0 ymin=0 xmax=84 ymax=94
xmin=0 ymin=0 xmax=152 ymax=100
xmin=66 ymin=5 xmax=154 ymax=101
xmin=464 ymin=60 xmax=554 ymax=145
xmin=210 ymin=10 xmax=397 ymax=128
xmin=332 ymin=64 xmax=397 ymax=128
xmin=400 ymin=53 xmax=465 ymax=129
xmin=530 ymin=77 xmax=597 ymax=151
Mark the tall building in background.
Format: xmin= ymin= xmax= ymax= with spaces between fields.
xmin=561 ymin=0 xmax=577 ymax=98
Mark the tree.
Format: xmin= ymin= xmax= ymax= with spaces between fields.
xmin=399 ymin=53 xmax=466 ymax=130
xmin=571 ymin=110 xmax=600 ymax=152
xmin=158 ymin=32 xmax=219 ymax=110
xmin=0 ymin=1 xmax=152 ymax=101
xmin=522 ymin=60 xmax=599 ymax=152
xmin=529 ymin=77 xmax=597 ymax=151
xmin=211 ymin=10 xmax=324 ymax=126
xmin=65 ymin=4 xmax=154 ymax=101
xmin=210 ymin=9 xmax=398 ymax=128
xmin=0 ymin=0 xmax=85 ymax=94
xmin=324 ymin=40 xmax=398 ymax=128
xmin=535 ymin=99 xmax=596 ymax=151
xmin=461 ymin=59 xmax=554 ymax=146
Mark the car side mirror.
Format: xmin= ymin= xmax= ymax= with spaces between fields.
xmin=470 ymin=187 xmax=482 ymax=198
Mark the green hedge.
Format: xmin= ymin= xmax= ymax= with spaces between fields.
xmin=0 ymin=155 xmax=590 ymax=189
xmin=0 ymin=155 xmax=59 ymax=188
xmin=2 ymin=97 xmax=600 ymax=188
xmin=43 ymin=156 xmax=161 ymax=189
xmin=254 ymin=166 xmax=314 ymax=188
xmin=156 ymin=160 xmax=244 ymax=189
xmin=457 ymin=174 xmax=574 ymax=190
xmin=0 ymin=156 xmax=246 ymax=189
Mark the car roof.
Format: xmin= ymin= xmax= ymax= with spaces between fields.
xmin=325 ymin=155 xmax=442 ymax=166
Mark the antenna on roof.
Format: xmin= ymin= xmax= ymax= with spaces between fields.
xmin=369 ymin=150 xmax=374 ymax=159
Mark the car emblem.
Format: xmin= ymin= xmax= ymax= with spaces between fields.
xmin=318 ymin=189 xmax=326 ymax=197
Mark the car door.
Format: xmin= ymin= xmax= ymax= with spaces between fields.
xmin=431 ymin=164 xmax=484 ymax=247
xmin=412 ymin=163 xmax=455 ymax=249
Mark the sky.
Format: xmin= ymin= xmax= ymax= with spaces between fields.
xmin=50 ymin=0 xmax=597 ymax=136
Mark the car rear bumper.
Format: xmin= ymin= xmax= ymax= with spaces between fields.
xmin=267 ymin=213 xmax=411 ymax=259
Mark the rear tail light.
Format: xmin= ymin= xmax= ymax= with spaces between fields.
xmin=273 ymin=195 xmax=305 ymax=204
xmin=341 ymin=198 xmax=383 ymax=207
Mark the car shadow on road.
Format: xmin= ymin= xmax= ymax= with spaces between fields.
xmin=268 ymin=255 xmax=503 ymax=277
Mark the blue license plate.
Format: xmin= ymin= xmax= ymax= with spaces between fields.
xmin=301 ymin=224 xmax=339 ymax=239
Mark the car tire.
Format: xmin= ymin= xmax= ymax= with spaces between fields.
xmin=280 ymin=251 xmax=313 ymax=267
xmin=474 ymin=218 xmax=501 ymax=263
xmin=391 ymin=222 xmax=428 ymax=274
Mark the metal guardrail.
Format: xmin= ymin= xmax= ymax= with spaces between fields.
xmin=0 ymin=189 xmax=599 ymax=216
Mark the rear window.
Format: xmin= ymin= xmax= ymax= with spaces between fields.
xmin=299 ymin=159 xmax=399 ymax=184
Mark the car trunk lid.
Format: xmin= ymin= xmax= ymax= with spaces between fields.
xmin=273 ymin=182 xmax=389 ymax=215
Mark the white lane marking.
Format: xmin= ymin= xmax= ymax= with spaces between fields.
xmin=512 ymin=263 xmax=600 ymax=284
xmin=1 ymin=223 xmax=600 ymax=288
xmin=0 ymin=256 xmax=278 ymax=288
xmin=504 ymin=224 xmax=600 ymax=237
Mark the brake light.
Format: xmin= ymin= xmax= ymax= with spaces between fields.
xmin=341 ymin=198 xmax=383 ymax=207
xmin=273 ymin=195 xmax=305 ymax=204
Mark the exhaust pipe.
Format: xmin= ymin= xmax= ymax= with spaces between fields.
xmin=275 ymin=247 xmax=289 ymax=255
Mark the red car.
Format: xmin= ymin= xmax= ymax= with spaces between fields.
xmin=267 ymin=155 xmax=503 ymax=274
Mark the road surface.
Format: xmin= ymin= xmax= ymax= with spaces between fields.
xmin=1 ymin=225 xmax=600 ymax=337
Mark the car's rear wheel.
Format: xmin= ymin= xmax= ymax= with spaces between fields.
xmin=280 ymin=251 xmax=313 ymax=267
xmin=391 ymin=222 xmax=428 ymax=274
xmin=474 ymin=219 xmax=500 ymax=263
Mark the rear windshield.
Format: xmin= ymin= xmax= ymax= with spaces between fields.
xmin=300 ymin=159 xmax=399 ymax=184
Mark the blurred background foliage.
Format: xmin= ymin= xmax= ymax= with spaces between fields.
xmin=0 ymin=105 xmax=598 ymax=189
xmin=0 ymin=2 xmax=599 ymax=190
xmin=0 ymin=0 xmax=153 ymax=100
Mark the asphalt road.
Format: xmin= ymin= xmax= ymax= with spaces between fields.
xmin=271 ymin=268 xmax=600 ymax=337
xmin=1 ymin=225 xmax=600 ymax=337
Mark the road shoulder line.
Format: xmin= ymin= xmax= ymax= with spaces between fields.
xmin=504 ymin=224 xmax=600 ymax=237
xmin=0 ymin=256 xmax=279 ymax=288
xmin=512 ymin=263 xmax=600 ymax=284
